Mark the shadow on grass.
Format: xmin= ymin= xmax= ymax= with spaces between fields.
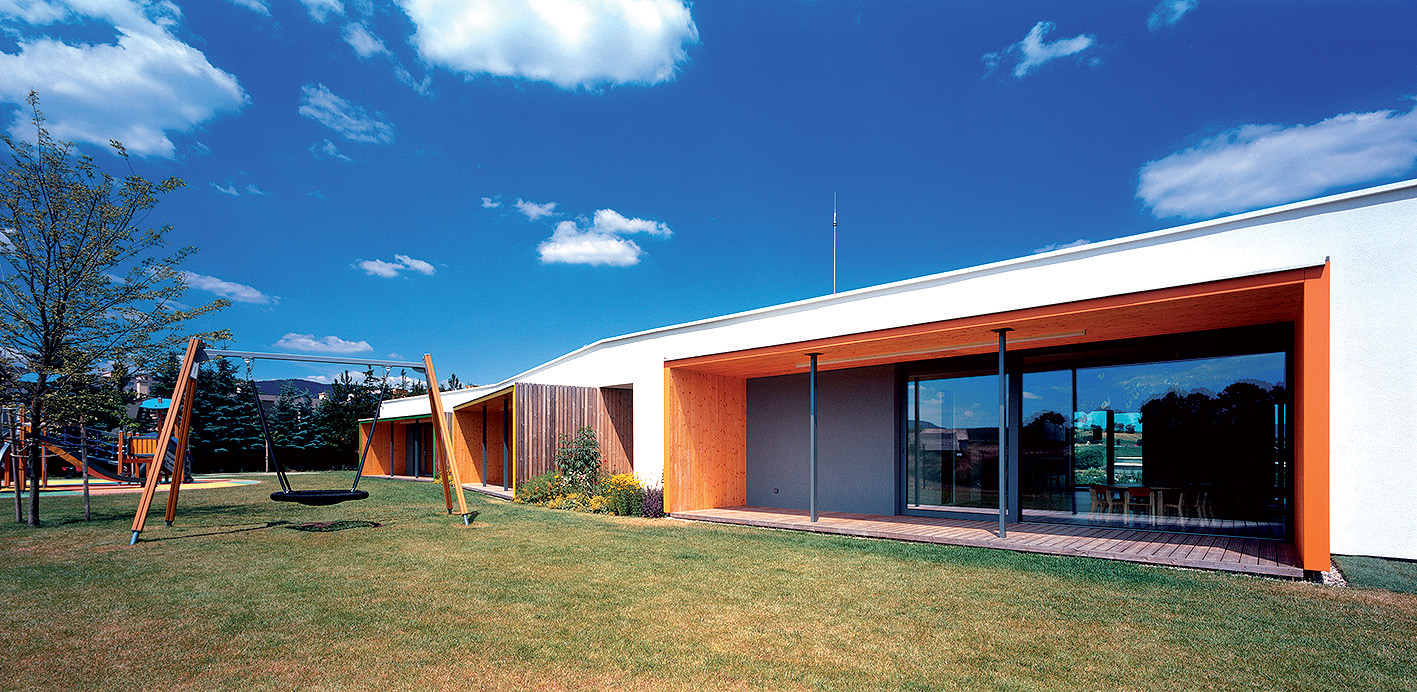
xmin=1335 ymin=554 xmax=1417 ymax=594
xmin=137 ymin=520 xmax=293 ymax=542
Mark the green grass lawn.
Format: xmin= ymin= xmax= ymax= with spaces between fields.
xmin=2 ymin=473 xmax=1415 ymax=692
xmin=1335 ymin=554 xmax=1417 ymax=595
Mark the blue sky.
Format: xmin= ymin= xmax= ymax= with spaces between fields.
xmin=2 ymin=1 xmax=1416 ymax=386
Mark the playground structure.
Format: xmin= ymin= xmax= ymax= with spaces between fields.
xmin=127 ymin=337 xmax=471 ymax=544
xmin=1 ymin=408 xmax=181 ymax=494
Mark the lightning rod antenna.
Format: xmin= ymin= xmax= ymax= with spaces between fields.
xmin=832 ymin=192 xmax=838 ymax=294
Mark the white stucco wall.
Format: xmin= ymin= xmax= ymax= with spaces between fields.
xmin=391 ymin=180 xmax=1417 ymax=560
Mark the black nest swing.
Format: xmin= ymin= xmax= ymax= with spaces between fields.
xmin=245 ymin=359 xmax=391 ymax=506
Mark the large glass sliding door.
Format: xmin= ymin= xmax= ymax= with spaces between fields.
xmin=1016 ymin=352 xmax=1291 ymax=538
xmin=906 ymin=375 xmax=999 ymax=513
xmin=1019 ymin=370 xmax=1074 ymax=514
xmin=906 ymin=342 xmax=1293 ymax=539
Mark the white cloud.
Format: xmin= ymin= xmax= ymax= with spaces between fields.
xmin=1032 ymin=239 xmax=1092 ymax=254
xmin=539 ymin=224 xmax=642 ymax=266
xmin=356 ymin=259 xmax=402 ymax=278
xmin=537 ymin=208 xmax=672 ymax=267
xmin=0 ymin=0 xmax=248 ymax=157
xmin=394 ymin=254 xmax=435 ymax=275
xmin=1137 ymin=105 xmax=1417 ymax=218
xmin=481 ymin=196 xmax=502 ymax=208
xmin=355 ymin=254 xmax=437 ymax=277
xmin=983 ymin=21 xmax=1096 ymax=79
xmin=393 ymin=65 xmax=432 ymax=96
xmin=588 ymin=207 xmax=671 ymax=236
xmin=1148 ymin=0 xmax=1197 ymax=31
xmin=227 ymin=0 xmax=270 ymax=16
xmin=299 ymin=0 xmax=344 ymax=23
xmin=244 ymin=184 xmax=268 ymax=196
xmin=341 ymin=22 xmax=388 ymax=58
xmin=395 ymin=0 xmax=699 ymax=90
xmin=514 ymin=198 xmax=557 ymax=220
xmin=302 ymin=370 xmax=365 ymax=385
xmin=0 ymin=0 xmax=68 ymax=24
xmin=335 ymin=21 xmax=431 ymax=95
xmin=181 ymin=271 xmax=273 ymax=304
xmin=274 ymin=333 xmax=372 ymax=354
xmin=211 ymin=182 xmax=239 ymax=197
xmin=311 ymin=138 xmax=352 ymax=161
xmin=298 ymin=83 xmax=395 ymax=144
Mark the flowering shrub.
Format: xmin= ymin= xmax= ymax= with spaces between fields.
xmin=602 ymin=473 xmax=645 ymax=516
xmin=545 ymin=492 xmax=608 ymax=513
xmin=513 ymin=471 xmax=565 ymax=505
xmin=546 ymin=492 xmax=587 ymax=511
xmin=641 ymin=485 xmax=664 ymax=518
xmin=516 ymin=465 xmax=665 ymax=519
xmin=554 ymin=426 xmax=602 ymax=493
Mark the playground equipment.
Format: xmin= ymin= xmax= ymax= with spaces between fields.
xmin=239 ymin=353 xmax=386 ymax=506
xmin=127 ymin=338 xmax=471 ymax=544
xmin=0 ymin=409 xmax=180 ymax=492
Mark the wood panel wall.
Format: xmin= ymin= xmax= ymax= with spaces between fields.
xmin=388 ymin=421 xmax=410 ymax=476
xmin=358 ymin=422 xmax=392 ymax=476
xmin=663 ymin=368 xmax=747 ymax=513
xmin=598 ymin=387 xmax=634 ymax=476
xmin=452 ymin=405 xmax=508 ymax=485
xmin=514 ymin=383 xmax=634 ymax=482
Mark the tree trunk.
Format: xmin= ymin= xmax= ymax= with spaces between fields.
xmin=27 ymin=395 xmax=41 ymax=526
xmin=9 ymin=409 xmax=20 ymax=523
xmin=81 ymin=422 xmax=90 ymax=521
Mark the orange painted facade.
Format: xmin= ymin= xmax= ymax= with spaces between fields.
xmin=1294 ymin=263 xmax=1331 ymax=571
xmin=664 ymin=268 xmax=1332 ymax=569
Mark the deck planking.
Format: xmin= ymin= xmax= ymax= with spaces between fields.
xmin=672 ymin=506 xmax=1304 ymax=579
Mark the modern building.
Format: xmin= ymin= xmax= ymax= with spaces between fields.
xmin=360 ymin=179 xmax=1417 ymax=575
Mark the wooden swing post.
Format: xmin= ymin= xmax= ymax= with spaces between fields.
xmin=422 ymin=355 xmax=471 ymax=524
xmin=129 ymin=337 xmax=202 ymax=545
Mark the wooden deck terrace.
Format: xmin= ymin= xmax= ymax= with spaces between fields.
xmin=672 ymin=506 xmax=1305 ymax=579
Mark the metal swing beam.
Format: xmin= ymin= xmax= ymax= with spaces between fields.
xmin=201 ymin=349 xmax=428 ymax=371
xmin=127 ymin=338 xmax=472 ymax=544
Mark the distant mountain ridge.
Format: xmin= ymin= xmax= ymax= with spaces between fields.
xmin=255 ymin=379 xmax=334 ymax=398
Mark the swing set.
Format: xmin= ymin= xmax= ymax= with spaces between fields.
xmin=128 ymin=337 xmax=471 ymax=545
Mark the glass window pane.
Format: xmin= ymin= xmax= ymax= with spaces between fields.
xmin=906 ymin=374 xmax=998 ymax=512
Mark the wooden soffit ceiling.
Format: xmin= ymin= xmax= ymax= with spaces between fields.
xmin=665 ymin=268 xmax=1311 ymax=379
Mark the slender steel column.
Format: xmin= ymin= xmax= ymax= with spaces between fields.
xmin=912 ymin=380 xmax=921 ymax=508
xmin=993 ymin=328 xmax=1012 ymax=538
xmin=481 ymin=405 xmax=488 ymax=487
xmin=1105 ymin=409 xmax=1116 ymax=485
xmin=808 ymin=353 xmax=821 ymax=522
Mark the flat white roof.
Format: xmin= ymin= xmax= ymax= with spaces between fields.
xmin=375 ymin=177 xmax=1417 ymax=419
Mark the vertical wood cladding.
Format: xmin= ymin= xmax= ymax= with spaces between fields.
xmin=664 ymin=368 xmax=747 ymax=513
xmin=452 ymin=403 xmax=507 ymax=485
xmin=358 ymin=421 xmax=392 ymax=476
xmin=513 ymin=383 xmax=634 ymax=481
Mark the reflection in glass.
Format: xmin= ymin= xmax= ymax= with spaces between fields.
xmin=1020 ymin=370 xmax=1073 ymax=513
xmin=906 ymin=375 xmax=998 ymax=511
xmin=1020 ymin=352 xmax=1291 ymax=538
